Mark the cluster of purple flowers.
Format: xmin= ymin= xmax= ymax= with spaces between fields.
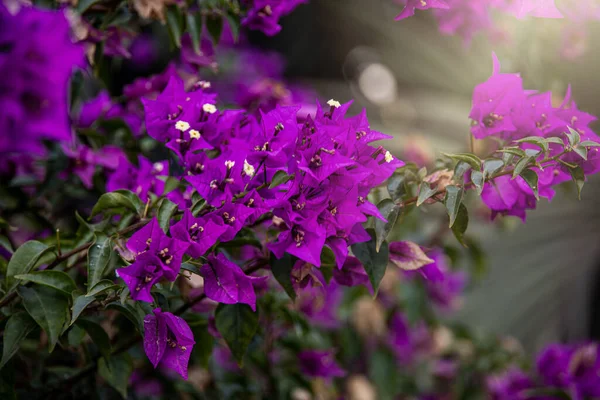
xmin=0 ymin=4 xmax=84 ymax=155
xmin=241 ymin=0 xmax=309 ymax=36
xmin=471 ymin=54 xmax=600 ymax=220
xmin=488 ymin=343 xmax=600 ymax=399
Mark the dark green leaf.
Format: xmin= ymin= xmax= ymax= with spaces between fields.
xmin=269 ymin=170 xmax=292 ymax=189
xmin=223 ymin=12 xmax=240 ymax=42
xmin=206 ymin=15 xmax=223 ymax=44
xmin=87 ymin=234 xmax=113 ymax=289
xmin=5 ymin=241 xmax=52 ymax=291
xmin=498 ymin=147 xmax=527 ymax=158
xmin=350 ymin=229 xmax=389 ymax=295
xmin=270 ymin=253 xmax=296 ymax=300
xmin=166 ymin=6 xmax=183 ymax=48
xmin=215 ymin=303 xmax=259 ymax=366
xmin=520 ymin=388 xmax=570 ymax=399
xmin=98 ymin=354 xmax=133 ymax=398
xmin=512 ymin=156 xmax=534 ymax=178
xmin=453 ymin=161 xmax=471 ymax=183
xmin=386 ymin=174 xmax=409 ymax=201
xmin=546 ymin=137 xmax=565 ymax=145
xmin=191 ymin=320 xmax=214 ymax=368
xmin=70 ymin=294 xmax=96 ymax=326
xmin=87 ymin=279 xmax=119 ymax=297
xmin=515 ymin=136 xmax=549 ymax=154
xmin=444 ymin=185 xmax=464 ymax=228
xmin=18 ymin=286 xmax=69 ymax=352
xmin=451 ymin=204 xmax=469 ymax=247
xmin=470 ymin=170 xmax=484 ymax=195
xmin=0 ymin=236 xmax=13 ymax=254
xmin=567 ymin=126 xmax=581 ymax=146
xmin=106 ymin=302 xmax=145 ymax=333
xmin=14 ymin=271 xmax=76 ymax=295
xmin=157 ymin=198 xmax=178 ymax=233
xmin=0 ymin=312 xmax=36 ymax=369
xmin=573 ymin=145 xmax=588 ymax=160
xmin=482 ymin=158 xmax=504 ymax=180
xmin=416 ymin=183 xmax=438 ymax=207
xmin=442 ymin=153 xmax=481 ymax=171
xmin=180 ymin=263 xmax=201 ymax=276
xmin=77 ymin=0 xmax=103 ymax=12
xmin=185 ymin=13 xmax=203 ymax=54
xmin=374 ymin=199 xmax=401 ymax=252
xmin=519 ymin=169 xmax=539 ymax=200
xmin=76 ymin=319 xmax=111 ymax=359
xmin=568 ymin=165 xmax=585 ymax=200
xmin=91 ymin=190 xmax=142 ymax=217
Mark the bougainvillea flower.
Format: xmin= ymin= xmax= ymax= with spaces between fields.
xmin=143 ymin=308 xmax=195 ymax=379
xmin=117 ymin=218 xmax=188 ymax=301
xmin=487 ymin=368 xmax=532 ymax=400
xmin=332 ymin=256 xmax=370 ymax=288
xmin=298 ymin=350 xmax=345 ymax=380
xmin=504 ymin=0 xmax=563 ymax=19
xmin=106 ymin=156 xmax=169 ymax=201
xmin=0 ymin=5 xmax=84 ymax=154
xmin=199 ymin=253 xmax=263 ymax=311
xmin=170 ymin=210 xmax=228 ymax=258
xmin=395 ymin=0 xmax=449 ymax=20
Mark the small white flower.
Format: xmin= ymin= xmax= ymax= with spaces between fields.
xmin=153 ymin=162 xmax=164 ymax=172
xmin=175 ymin=120 xmax=190 ymax=131
xmin=384 ymin=151 xmax=393 ymax=163
xmin=203 ymin=103 xmax=217 ymax=114
xmin=189 ymin=129 xmax=201 ymax=140
xmin=327 ymin=99 xmax=341 ymax=108
xmin=224 ymin=160 xmax=235 ymax=169
xmin=243 ymin=159 xmax=255 ymax=177
xmin=198 ymin=80 xmax=211 ymax=89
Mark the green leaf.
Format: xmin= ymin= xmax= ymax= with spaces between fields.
xmin=14 ymin=271 xmax=76 ymax=295
xmin=519 ymin=169 xmax=539 ymax=200
xmin=482 ymin=158 xmax=504 ymax=180
xmin=512 ymin=156 xmax=534 ymax=178
xmin=580 ymin=140 xmax=600 ymax=147
xmin=567 ymin=126 xmax=581 ymax=147
xmin=76 ymin=319 xmax=111 ymax=359
xmin=386 ymin=174 xmax=409 ymax=201
xmin=0 ymin=312 xmax=36 ymax=369
xmin=206 ymin=15 xmax=223 ymax=44
xmin=453 ymin=161 xmax=471 ymax=183
xmin=157 ymin=198 xmax=178 ymax=233
xmin=70 ymin=294 xmax=96 ymax=326
xmin=350 ymin=229 xmax=389 ymax=295
xmin=520 ymin=388 xmax=570 ymax=399
xmin=87 ymin=234 xmax=113 ymax=289
xmin=497 ymin=147 xmax=527 ymax=158
xmin=5 ymin=241 xmax=52 ymax=291
xmin=106 ymin=302 xmax=145 ymax=333
xmin=442 ymin=153 xmax=481 ymax=171
xmin=545 ymin=136 xmax=565 ymax=145
xmin=444 ymin=186 xmax=464 ymax=228
xmin=269 ymin=170 xmax=292 ymax=189
xmin=515 ymin=136 xmax=549 ymax=154
xmin=185 ymin=13 xmax=203 ymax=54
xmin=86 ymin=280 xmax=119 ymax=297
xmin=470 ymin=170 xmax=484 ymax=195
xmin=215 ymin=303 xmax=259 ymax=366
xmin=0 ymin=236 xmax=13 ymax=254
xmin=166 ymin=5 xmax=183 ymax=48
xmin=568 ymin=165 xmax=585 ymax=200
xmin=223 ymin=12 xmax=240 ymax=42
xmin=573 ymin=145 xmax=588 ymax=160
xmin=451 ymin=204 xmax=469 ymax=247
xmin=91 ymin=190 xmax=142 ymax=217
xmin=98 ymin=354 xmax=133 ymax=399
xmin=416 ymin=183 xmax=438 ymax=206
xmin=374 ymin=199 xmax=402 ymax=252
xmin=77 ymin=0 xmax=104 ymax=13
xmin=17 ymin=286 xmax=68 ymax=352
xmin=270 ymin=253 xmax=296 ymax=301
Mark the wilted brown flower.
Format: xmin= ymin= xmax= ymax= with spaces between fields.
xmin=132 ymin=0 xmax=174 ymax=23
